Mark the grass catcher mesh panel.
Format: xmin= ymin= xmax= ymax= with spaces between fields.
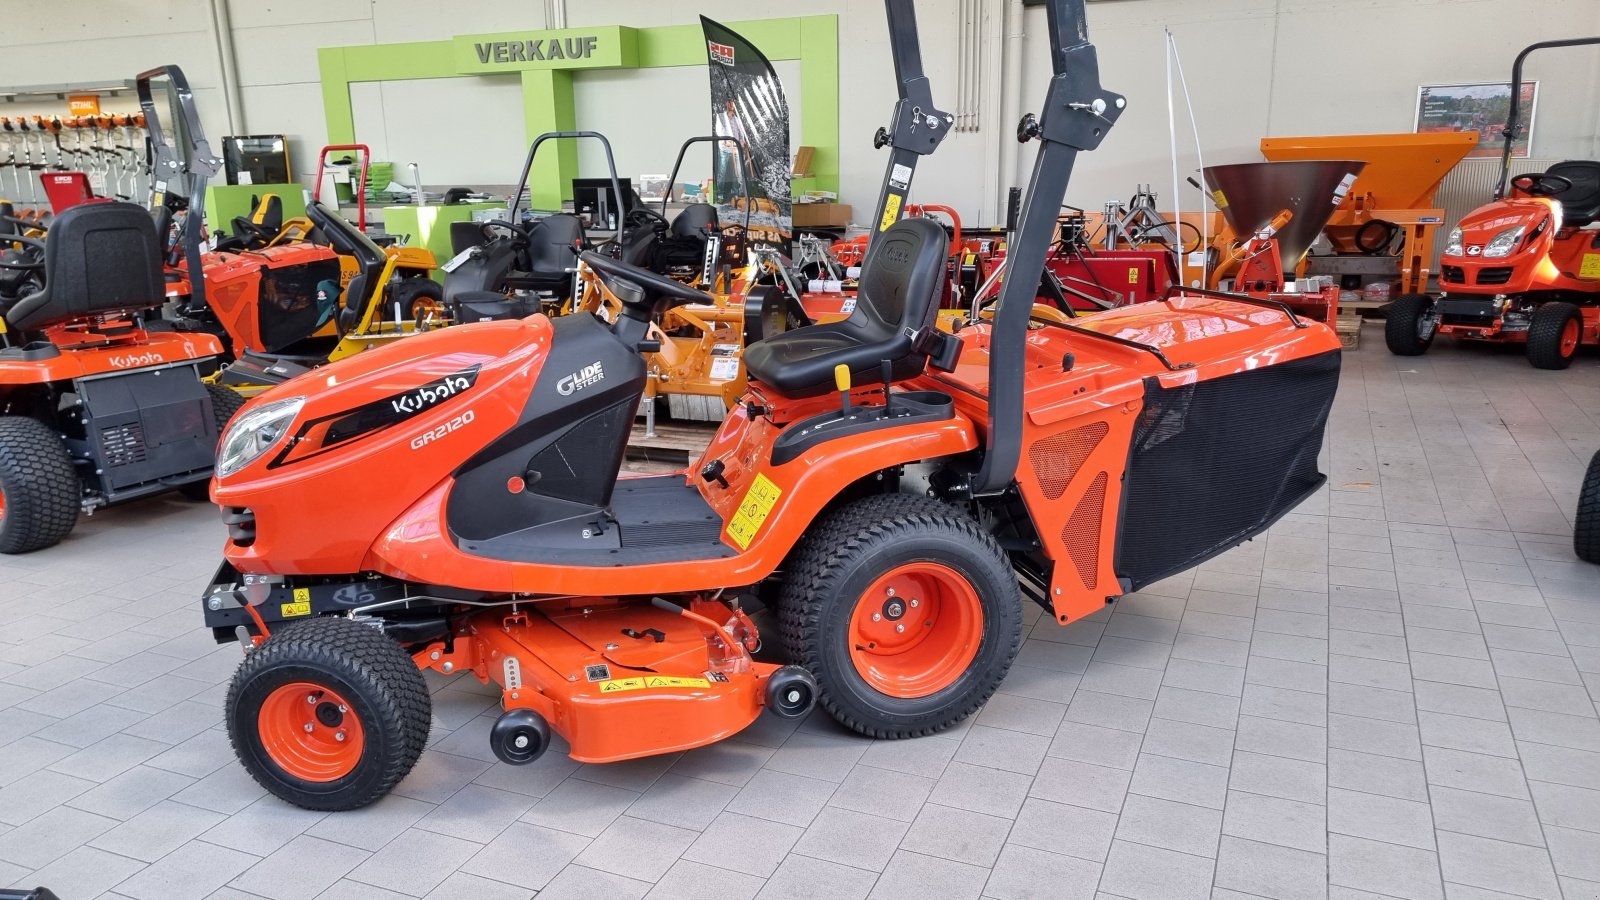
xmin=1116 ymin=349 xmax=1339 ymax=591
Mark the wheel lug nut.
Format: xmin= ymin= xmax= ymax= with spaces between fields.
xmin=306 ymin=694 xmax=317 ymax=704
xmin=896 ymin=623 xmax=905 ymax=633
xmin=335 ymin=731 xmax=346 ymax=742
xmin=886 ymin=587 xmax=896 ymax=596
xmin=910 ymin=599 xmax=919 ymax=608
xmin=338 ymin=705 xmax=347 ymax=714
xmin=872 ymin=613 xmax=881 ymax=622
xmin=303 ymin=723 xmax=314 ymax=733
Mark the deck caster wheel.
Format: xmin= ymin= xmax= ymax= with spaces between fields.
xmin=779 ymin=494 xmax=1023 ymax=739
xmin=491 ymin=709 xmax=551 ymax=765
xmin=226 ymin=617 xmax=431 ymax=811
xmin=764 ymin=666 xmax=817 ymax=719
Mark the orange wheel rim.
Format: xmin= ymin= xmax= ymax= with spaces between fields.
xmin=1562 ymin=318 xmax=1580 ymax=355
xmin=257 ymin=682 xmax=364 ymax=782
xmin=0 ymin=485 xmax=7 ymax=523
xmin=847 ymin=562 xmax=984 ymax=699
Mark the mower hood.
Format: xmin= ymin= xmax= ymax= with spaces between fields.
xmin=1447 ymin=197 xmax=1556 ymax=259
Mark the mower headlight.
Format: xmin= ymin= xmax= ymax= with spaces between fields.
xmin=216 ymin=396 xmax=304 ymax=479
xmin=1482 ymin=225 xmax=1526 ymax=258
xmin=1444 ymin=226 xmax=1464 ymax=257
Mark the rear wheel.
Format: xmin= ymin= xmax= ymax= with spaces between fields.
xmin=1385 ymin=293 xmax=1436 ymax=356
xmin=226 ymin=616 xmax=431 ymax=811
xmin=0 ymin=415 xmax=80 ymax=554
xmin=1527 ymin=302 xmax=1582 ymax=370
xmin=1577 ymin=450 xmax=1600 ymax=565
xmin=779 ymin=494 xmax=1023 ymax=738
xmin=394 ymin=278 xmax=446 ymax=329
xmin=180 ymin=385 xmax=246 ymax=501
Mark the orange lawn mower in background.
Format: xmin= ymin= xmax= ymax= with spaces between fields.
xmin=199 ymin=0 xmax=1342 ymax=813
xmin=1387 ymin=37 xmax=1600 ymax=369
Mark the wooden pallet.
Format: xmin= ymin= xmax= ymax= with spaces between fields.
xmin=625 ymin=418 xmax=717 ymax=469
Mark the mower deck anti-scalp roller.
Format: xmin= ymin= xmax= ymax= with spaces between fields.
xmin=201 ymin=0 xmax=1343 ymax=812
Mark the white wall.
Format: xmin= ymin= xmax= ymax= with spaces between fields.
xmin=5 ymin=0 xmax=1599 ymax=226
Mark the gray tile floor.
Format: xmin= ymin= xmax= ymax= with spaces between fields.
xmin=2 ymin=325 xmax=1599 ymax=900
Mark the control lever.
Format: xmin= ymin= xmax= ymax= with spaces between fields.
xmin=880 ymin=358 xmax=893 ymax=416
xmin=835 ymin=364 xmax=852 ymax=414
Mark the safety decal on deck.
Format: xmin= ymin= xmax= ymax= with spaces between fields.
xmin=597 ymin=675 xmax=711 ymax=693
xmin=879 ymin=194 xmax=903 ymax=232
xmin=1581 ymin=253 xmax=1600 ymax=279
xmin=1127 ymin=267 xmax=1139 ymax=284
xmin=726 ymin=473 xmax=783 ymax=550
xmin=280 ymin=591 xmax=311 ymax=618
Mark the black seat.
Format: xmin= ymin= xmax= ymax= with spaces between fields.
xmin=1546 ymin=161 xmax=1600 ymax=227
xmin=451 ymin=220 xmax=488 ymax=256
xmin=4 ymin=202 xmax=165 ymax=332
xmin=672 ymin=203 xmax=719 ymax=240
xmin=744 ymin=217 xmax=946 ymax=398
xmin=305 ymin=201 xmax=386 ymax=332
xmin=523 ymin=214 xmax=586 ymax=296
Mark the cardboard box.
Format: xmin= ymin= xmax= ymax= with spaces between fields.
xmin=792 ymin=203 xmax=851 ymax=228
xmin=1335 ymin=314 xmax=1362 ymax=350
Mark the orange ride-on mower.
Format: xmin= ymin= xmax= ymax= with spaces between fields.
xmin=1387 ymin=37 xmax=1600 ymax=369
xmin=200 ymin=0 xmax=1341 ymax=812
xmin=0 ymin=201 xmax=237 ymax=553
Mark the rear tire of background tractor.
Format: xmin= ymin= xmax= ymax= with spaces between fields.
xmin=1527 ymin=302 xmax=1582 ymax=370
xmin=0 ymin=415 xmax=80 ymax=554
xmin=1576 ymin=450 xmax=1600 ymax=565
xmin=1385 ymin=294 xmax=1436 ymax=356
xmin=180 ymin=385 xmax=247 ymax=502
xmin=226 ymin=616 xmax=432 ymax=811
xmin=778 ymin=494 xmax=1023 ymax=739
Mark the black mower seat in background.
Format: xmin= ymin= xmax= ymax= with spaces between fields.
xmin=524 ymin=214 xmax=586 ymax=290
xmin=4 ymin=202 xmax=165 ymax=332
xmin=744 ymin=216 xmax=947 ymax=398
xmin=671 ymin=202 xmax=719 ymax=240
xmin=1545 ymin=160 xmax=1600 ymax=227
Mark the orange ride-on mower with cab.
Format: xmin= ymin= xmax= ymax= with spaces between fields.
xmin=0 ymin=201 xmax=238 ymax=553
xmin=1387 ymin=37 xmax=1600 ymax=369
xmin=201 ymin=0 xmax=1342 ymax=812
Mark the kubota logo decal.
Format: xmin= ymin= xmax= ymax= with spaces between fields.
xmin=556 ymin=361 xmax=605 ymax=396
xmin=108 ymin=352 xmax=164 ymax=368
xmin=391 ymin=372 xmax=474 ymax=415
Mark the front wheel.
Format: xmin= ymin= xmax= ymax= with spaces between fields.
xmin=1527 ymin=302 xmax=1583 ymax=370
xmin=778 ymin=494 xmax=1023 ymax=738
xmin=1577 ymin=450 xmax=1600 ymax=565
xmin=1385 ymin=293 xmax=1436 ymax=356
xmin=226 ymin=617 xmax=431 ymax=811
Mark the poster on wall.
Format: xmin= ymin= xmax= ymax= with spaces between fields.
xmin=701 ymin=16 xmax=792 ymax=245
xmin=1415 ymin=81 xmax=1537 ymax=159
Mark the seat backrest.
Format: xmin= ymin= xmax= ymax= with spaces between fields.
xmin=254 ymin=194 xmax=284 ymax=233
xmin=1546 ymin=160 xmax=1600 ymax=226
xmin=451 ymin=220 xmax=487 ymax=256
xmin=526 ymin=213 xmax=585 ymax=274
xmin=5 ymin=201 xmax=165 ymax=332
xmin=850 ymin=216 xmax=949 ymax=340
xmin=305 ymin=201 xmax=386 ymax=282
xmin=671 ymin=203 xmax=719 ymax=240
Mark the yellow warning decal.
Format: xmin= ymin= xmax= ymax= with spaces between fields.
xmin=598 ymin=676 xmax=711 ymax=693
xmin=281 ymin=601 xmax=310 ymax=618
xmin=1580 ymin=253 xmax=1600 ymax=279
xmin=1127 ymin=267 xmax=1140 ymax=284
xmin=1211 ymin=189 xmax=1227 ymax=210
xmin=879 ymin=194 xmax=903 ymax=232
xmin=726 ymin=473 xmax=783 ymax=550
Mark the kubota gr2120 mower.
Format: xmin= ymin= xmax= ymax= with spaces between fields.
xmin=1387 ymin=37 xmax=1600 ymax=369
xmin=200 ymin=0 xmax=1342 ymax=812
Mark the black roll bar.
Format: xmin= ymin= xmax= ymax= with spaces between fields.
xmin=662 ymin=135 xmax=753 ymax=237
xmin=1495 ymin=37 xmax=1600 ymax=199
xmin=136 ymin=64 xmax=221 ymax=312
xmin=510 ymin=130 xmax=625 ymax=226
xmin=970 ymin=0 xmax=1125 ymax=496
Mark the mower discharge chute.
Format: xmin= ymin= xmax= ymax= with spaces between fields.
xmin=201 ymin=0 xmax=1342 ymax=813
xmin=1387 ymin=36 xmax=1600 ymax=369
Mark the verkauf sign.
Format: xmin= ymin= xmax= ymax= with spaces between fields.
xmin=452 ymin=26 xmax=638 ymax=73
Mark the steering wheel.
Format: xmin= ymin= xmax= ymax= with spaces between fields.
xmin=579 ymin=250 xmax=712 ymax=315
xmin=481 ymin=219 xmax=533 ymax=245
xmin=0 ymin=233 xmax=45 ymax=270
xmin=1512 ymin=173 xmax=1572 ymax=197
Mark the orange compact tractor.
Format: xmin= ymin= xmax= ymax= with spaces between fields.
xmin=0 ymin=201 xmax=236 ymax=553
xmin=201 ymin=0 xmax=1342 ymax=812
xmin=1387 ymin=37 xmax=1600 ymax=369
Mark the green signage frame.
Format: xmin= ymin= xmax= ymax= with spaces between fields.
xmin=317 ymin=16 xmax=838 ymax=210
